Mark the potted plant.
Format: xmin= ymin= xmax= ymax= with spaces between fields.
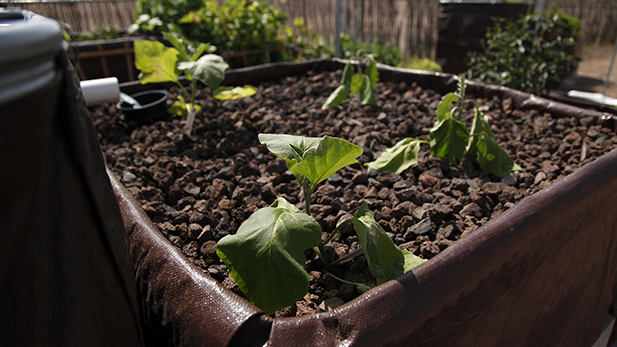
xmin=99 ymin=58 xmax=617 ymax=346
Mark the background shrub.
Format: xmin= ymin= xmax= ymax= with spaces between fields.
xmin=466 ymin=11 xmax=581 ymax=95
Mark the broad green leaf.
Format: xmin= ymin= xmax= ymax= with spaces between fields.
xmin=365 ymin=59 xmax=379 ymax=89
xmin=467 ymin=109 xmax=494 ymax=156
xmin=177 ymin=54 xmax=229 ymax=90
xmin=322 ymin=85 xmax=349 ymax=110
xmin=357 ymin=74 xmax=378 ymax=106
xmin=366 ymin=138 xmax=424 ymax=174
xmin=216 ymin=197 xmax=321 ymax=315
xmin=474 ymin=133 xmax=523 ymax=177
xmin=214 ymin=85 xmax=257 ymax=100
xmin=341 ymin=61 xmax=353 ymax=85
xmin=436 ymin=93 xmax=459 ymax=121
xmin=429 ymin=113 xmax=470 ymax=164
xmin=291 ymin=136 xmax=362 ymax=187
xmin=135 ymin=40 xmax=180 ymax=84
xmin=258 ymin=133 xmax=322 ymax=170
xmin=352 ymin=203 xmax=422 ymax=283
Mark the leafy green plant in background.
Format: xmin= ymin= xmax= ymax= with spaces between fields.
xmin=130 ymin=0 xmax=203 ymax=36
xmin=134 ymin=32 xmax=256 ymax=135
xmin=216 ymin=134 xmax=426 ymax=315
xmin=399 ymin=56 xmax=442 ymax=73
xmin=285 ymin=17 xmax=334 ymax=61
xmin=340 ymin=34 xmax=441 ymax=72
xmin=368 ymin=77 xmax=522 ymax=177
xmin=322 ymin=56 xmax=379 ymax=110
xmin=466 ymin=11 xmax=581 ymax=96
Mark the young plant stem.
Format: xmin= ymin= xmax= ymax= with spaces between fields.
xmin=323 ymin=270 xmax=369 ymax=291
xmin=303 ymin=177 xmax=314 ymax=216
xmin=317 ymin=244 xmax=330 ymax=270
xmin=320 ymin=218 xmax=353 ymax=247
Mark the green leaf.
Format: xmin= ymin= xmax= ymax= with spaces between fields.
xmin=134 ymin=40 xmax=180 ymax=84
xmin=216 ymin=197 xmax=322 ymax=315
xmin=214 ymin=85 xmax=257 ymax=100
xmin=474 ymin=133 xmax=522 ymax=177
xmin=467 ymin=109 xmax=494 ymax=156
xmin=436 ymin=93 xmax=459 ymax=121
xmin=402 ymin=249 xmax=427 ymax=273
xmin=341 ymin=61 xmax=353 ymax=85
xmin=258 ymin=133 xmax=322 ymax=171
xmin=365 ymin=59 xmax=379 ymax=89
xmin=162 ymin=32 xmax=190 ymax=62
xmin=357 ymin=74 xmax=378 ymax=106
xmin=352 ymin=203 xmax=424 ymax=283
xmin=366 ymin=138 xmax=424 ymax=174
xmin=177 ymin=54 xmax=229 ymax=90
xmin=322 ymin=85 xmax=349 ymax=110
xmin=350 ymin=74 xmax=364 ymax=96
xmin=291 ymin=136 xmax=363 ymax=187
xmin=429 ymin=114 xmax=470 ymax=164
xmin=168 ymin=98 xmax=201 ymax=119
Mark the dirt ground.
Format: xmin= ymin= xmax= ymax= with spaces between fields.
xmin=559 ymin=43 xmax=617 ymax=101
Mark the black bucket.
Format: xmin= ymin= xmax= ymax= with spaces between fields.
xmin=118 ymin=90 xmax=169 ymax=124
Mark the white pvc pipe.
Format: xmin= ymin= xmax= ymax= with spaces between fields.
xmin=79 ymin=77 xmax=119 ymax=107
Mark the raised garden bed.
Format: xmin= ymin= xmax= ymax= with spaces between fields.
xmin=94 ymin=59 xmax=617 ymax=346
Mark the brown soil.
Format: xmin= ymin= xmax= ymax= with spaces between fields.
xmin=92 ymin=68 xmax=617 ymax=317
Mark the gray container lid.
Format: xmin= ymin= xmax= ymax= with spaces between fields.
xmin=0 ymin=9 xmax=63 ymax=105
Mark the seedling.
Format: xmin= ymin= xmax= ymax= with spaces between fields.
xmin=322 ymin=55 xmax=379 ymax=110
xmin=368 ymin=77 xmax=522 ymax=177
xmin=134 ymin=32 xmax=256 ymax=135
xmin=216 ymin=134 xmax=426 ymax=314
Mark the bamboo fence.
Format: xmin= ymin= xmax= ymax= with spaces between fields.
xmin=4 ymin=0 xmax=615 ymax=75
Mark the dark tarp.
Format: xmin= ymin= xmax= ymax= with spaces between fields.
xmin=113 ymin=59 xmax=617 ymax=346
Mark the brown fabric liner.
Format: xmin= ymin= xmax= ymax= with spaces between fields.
xmin=115 ymin=59 xmax=617 ymax=346
xmin=0 ymin=52 xmax=143 ymax=345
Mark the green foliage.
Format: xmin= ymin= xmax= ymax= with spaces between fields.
xmin=216 ymin=197 xmax=322 ymax=315
xmin=322 ymin=57 xmax=379 ymax=109
xmin=77 ymin=24 xmax=119 ymax=41
xmin=130 ymin=0 xmax=203 ymax=35
xmin=467 ymin=12 xmax=581 ymax=95
xmin=368 ymin=77 xmax=522 ymax=177
xmin=133 ymin=0 xmax=293 ymax=67
xmin=352 ymin=203 xmax=425 ymax=284
xmin=340 ymin=34 xmax=441 ymax=72
xmin=366 ymin=138 xmax=425 ymax=175
xmin=398 ymin=56 xmax=442 ymax=73
xmin=285 ymin=17 xmax=334 ymax=61
xmin=134 ymin=32 xmax=255 ymax=134
xmin=341 ymin=34 xmax=403 ymax=67
xmin=217 ymin=134 xmax=426 ymax=314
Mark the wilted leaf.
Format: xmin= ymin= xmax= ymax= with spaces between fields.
xmin=366 ymin=138 xmax=424 ymax=174
xmin=214 ymin=85 xmax=257 ymax=100
xmin=322 ymin=85 xmax=349 ymax=110
xmin=352 ymin=203 xmax=424 ymax=283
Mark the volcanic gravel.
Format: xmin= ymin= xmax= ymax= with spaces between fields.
xmin=91 ymin=68 xmax=617 ymax=317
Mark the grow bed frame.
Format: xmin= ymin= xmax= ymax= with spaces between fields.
xmin=112 ymin=59 xmax=617 ymax=347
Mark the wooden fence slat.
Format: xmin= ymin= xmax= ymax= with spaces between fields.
xmin=6 ymin=0 xmax=615 ymax=63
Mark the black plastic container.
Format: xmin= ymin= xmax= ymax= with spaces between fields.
xmin=0 ymin=9 xmax=142 ymax=345
xmin=118 ymin=90 xmax=169 ymax=124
